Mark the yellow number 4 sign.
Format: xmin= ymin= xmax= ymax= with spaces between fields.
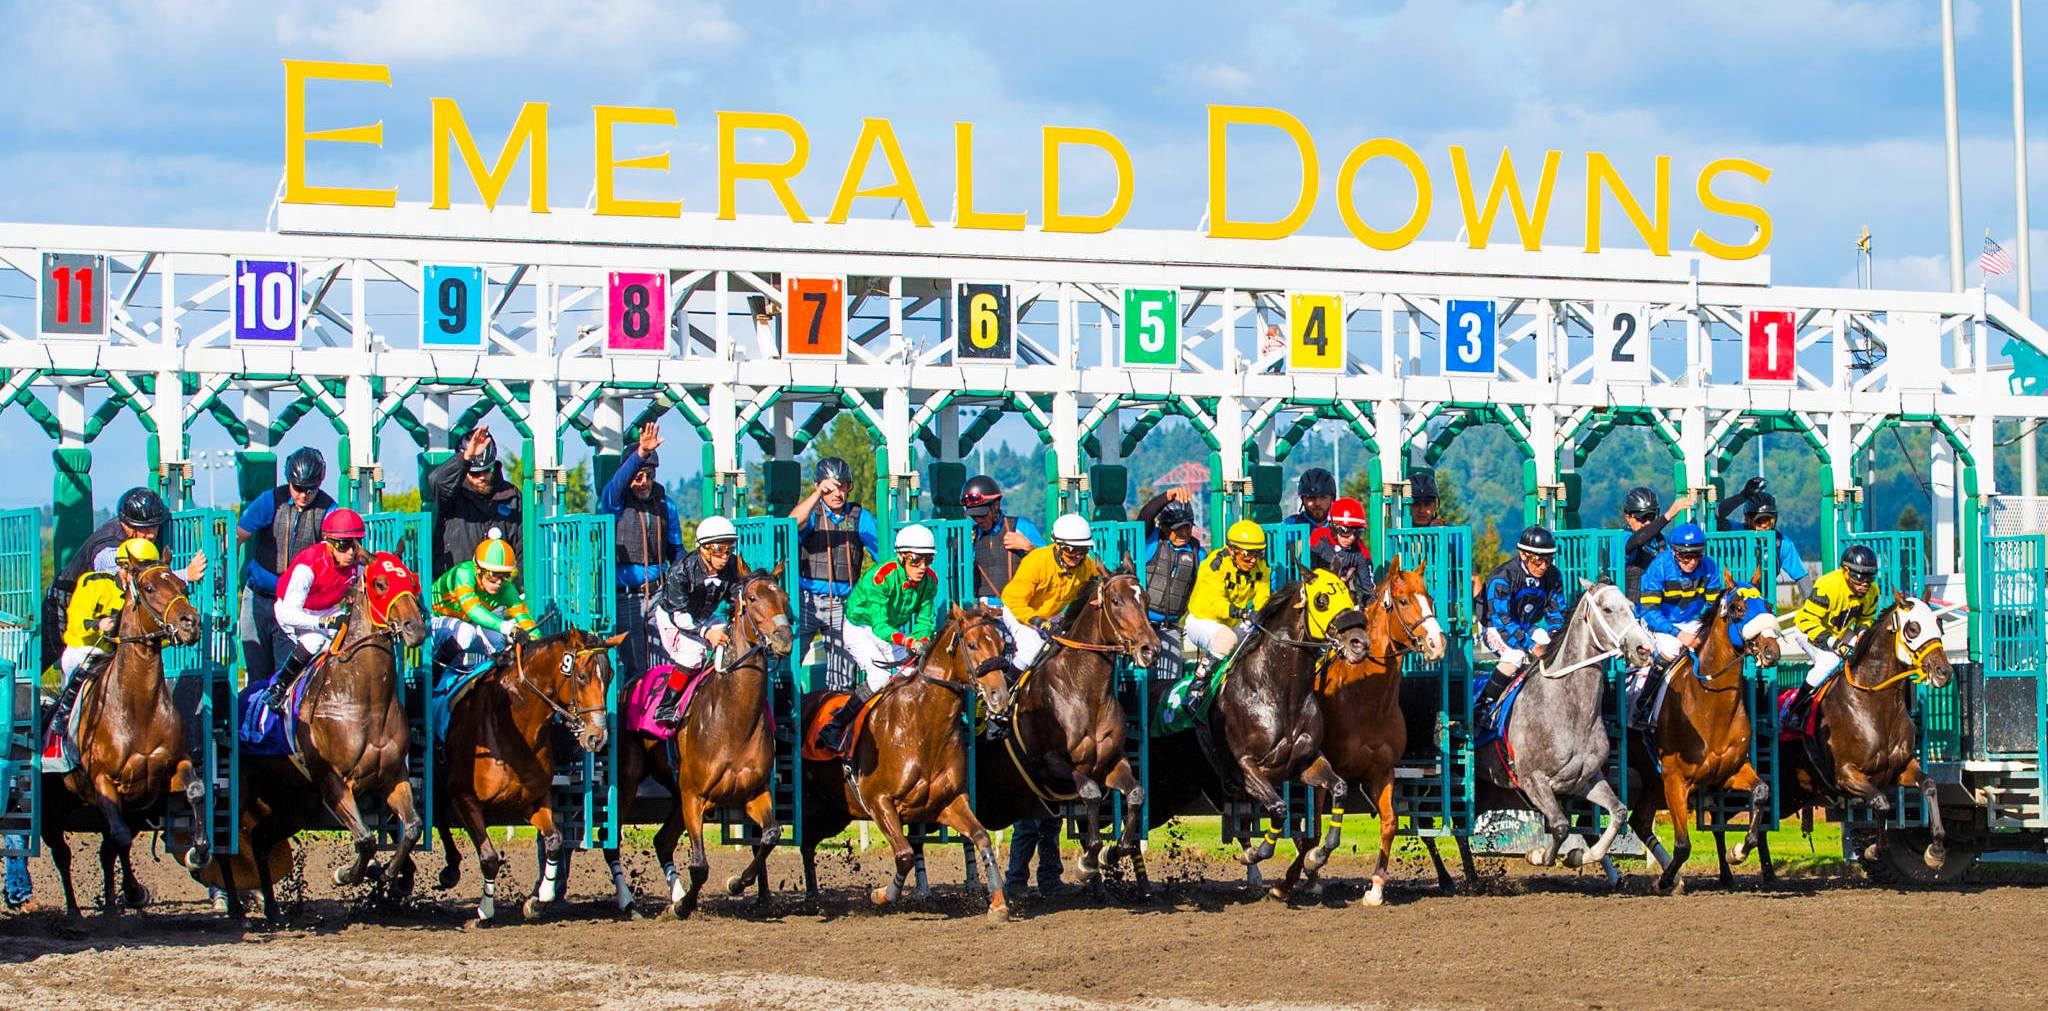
xmin=1287 ymin=293 xmax=1345 ymax=372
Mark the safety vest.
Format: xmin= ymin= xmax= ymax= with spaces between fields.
xmin=970 ymin=514 xmax=1028 ymax=600
xmin=798 ymin=504 xmax=867 ymax=588
xmin=283 ymin=542 xmax=357 ymax=611
xmin=615 ymin=484 xmax=670 ymax=568
xmin=1624 ymin=535 xmax=1664 ymax=601
xmin=1144 ymin=538 xmax=1201 ymax=619
xmin=253 ymin=485 xmax=332 ymax=588
xmin=55 ymin=519 xmax=159 ymax=594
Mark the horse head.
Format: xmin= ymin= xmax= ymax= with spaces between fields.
xmin=1096 ymin=571 xmax=1160 ymax=669
xmin=1890 ymin=592 xmax=1951 ymax=688
xmin=1372 ymin=555 xmax=1445 ymax=662
xmin=1584 ymin=582 xmax=1656 ymax=669
xmin=940 ymin=604 xmax=1017 ymax=712
xmin=364 ymin=552 xmax=428 ymax=648
xmin=552 ymin=629 xmax=626 ymax=753
xmin=732 ymin=568 xmax=795 ymax=658
xmin=1723 ymin=566 xmax=1782 ymax=667
xmin=130 ymin=564 xmax=202 ymax=646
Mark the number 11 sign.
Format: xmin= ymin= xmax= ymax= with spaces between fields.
xmin=1745 ymin=310 xmax=1796 ymax=383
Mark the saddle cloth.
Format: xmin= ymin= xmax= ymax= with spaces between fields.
xmin=37 ymin=670 xmax=91 ymax=774
xmin=623 ymin=663 xmax=771 ymax=742
xmin=1776 ymin=671 xmax=1840 ymax=741
xmin=429 ymin=659 xmax=493 ymax=743
xmin=1472 ymin=675 xmax=1528 ymax=750
xmin=237 ymin=672 xmax=315 ymax=758
xmin=800 ymin=690 xmax=889 ymax=762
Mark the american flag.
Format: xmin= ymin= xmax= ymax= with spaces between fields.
xmin=1981 ymin=235 xmax=2015 ymax=277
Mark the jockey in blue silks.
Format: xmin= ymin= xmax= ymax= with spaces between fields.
xmin=1472 ymin=525 xmax=1566 ymax=714
xmin=1628 ymin=522 xmax=1723 ymax=726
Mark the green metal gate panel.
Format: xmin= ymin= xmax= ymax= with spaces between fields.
xmin=1385 ymin=525 xmax=1474 ymax=837
xmin=534 ymin=514 xmax=620 ymax=851
xmin=724 ymin=516 xmax=802 ymax=847
xmin=1553 ymin=529 xmax=1629 ymax=604
xmin=925 ymin=518 xmax=978 ymax=611
xmin=734 ymin=517 xmax=801 ymax=606
xmin=1979 ymin=535 xmax=2046 ymax=801
xmin=1841 ymin=530 xmax=1926 ymax=599
xmin=1703 ymin=530 xmax=1775 ymax=590
xmin=363 ymin=511 xmax=434 ymax=847
xmin=1092 ymin=520 xmax=1147 ymax=577
xmin=165 ymin=509 xmax=238 ymax=855
xmin=0 ymin=508 xmax=39 ymax=857
xmin=1262 ymin=522 xmax=1310 ymax=589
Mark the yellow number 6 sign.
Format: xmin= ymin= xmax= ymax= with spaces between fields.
xmin=1288 ymin=293 xmax=1345 ymax=372
xmin=954 ymin=282 xmax=1014 ymax=362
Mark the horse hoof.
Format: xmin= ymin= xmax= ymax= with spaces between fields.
xmin=437 ymin=867 xmax=461 ymax=891
xmin=333 ymin=867 xmax=354 ymax=887
xmin=1303 ymin=847 xmax=1331 ymax=874
xmin=123 ymin=886 xmax=151 ymax=910
xmin=1560 ymin=849 xmax=1585 ymax=870
xmin=1524 ymin=849 xmax=1551 ymax=868
xmin=1729 ymin=843 xmax=1751 ymax=865
xmin=523 ymin=897 xmax=546 ymax=920
xmin=870 ymin=887 xmax=893 ymax=906
xmin=185 ymin=845 xmax=211 ymax=873
xmin=986 ymin=902 xmax=1011 ymax=923
xmin=1363 ymin=886 xmax=1386 ymax=908
xmin=1925 ymin=845 xmax=1948 ymax=869
xmin=1862 ymin=843 xmax=1882 ymax=863
xmin=725 ymin=874 xmax=748 ymax=896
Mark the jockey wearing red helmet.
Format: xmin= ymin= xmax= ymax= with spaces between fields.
xmin=1308 ymin=497 xmax=1374 ymax=600
xmin=262 ymin=508 xmax=370 ymax=711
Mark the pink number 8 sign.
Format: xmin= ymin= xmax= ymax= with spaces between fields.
xmin=607 ymin=271 xmax=668 ymax=355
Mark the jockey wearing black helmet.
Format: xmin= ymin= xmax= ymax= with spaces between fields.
xmin=1621 ymin=485 xmax=1696 ymax=602
xmin=1716 ymin=475 xmax=1811 ymax=599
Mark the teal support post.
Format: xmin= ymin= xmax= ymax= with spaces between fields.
xmin=52 ymin=447 xmax=93 ymax=574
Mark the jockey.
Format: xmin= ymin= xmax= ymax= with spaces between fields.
xmin=1628 ymin=522 xmax=1724 ymax=726
xmin=1716 ymin=476 xmax=1811 ymax=598
xmin=1779 ymin=545 xmax=1884 ymax=735
xmin=1309 ymin=496 xmax=1375 ymax=600
xmin=41 ymin=486 xmax=204 ymax=673
xmin=264 ymin=508 xmax=370 ymax=711
xmin=649 ymin=516 xmax=744 ymax=727
xmin=1180 ymin=520 xmax=1272 ymax=709
xmin=429 ymin=535 xmax=537 ymax=673
xmin=963 ymin=474 xmax=1044 ymax=606
xmin=997 ymin=513 xmax=1105 ymax=672
xmin=813 ymin=524 xmax=940 ymax=754
xmin=1621 ymin=486 xmax=1696 ymax=603
xmin=42 ymin=538 xmax=159 ymax=738
xmin=1473 ymin=526 xmax=1565 ymax=713
xmin=1286 ymin=468 xmax=1336 ymax=530
xmin=1135 ymin=488 xmax=1202 ymax=626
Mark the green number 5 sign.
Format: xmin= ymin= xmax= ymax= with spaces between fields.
xmin=1122 ymin=287 xmax=1179 ymax=367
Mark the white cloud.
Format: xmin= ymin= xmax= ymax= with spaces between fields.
xmin=275 ymin=0 xmax=742 ymax=63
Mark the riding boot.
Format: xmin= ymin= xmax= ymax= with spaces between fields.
xmin=1185 ymin=653 xmax=1221 ymax=711
xmin=431 ymin=635 xmax=463 ymax=676
xmin=1782 ymin=681 xmax=1819 ymax=736
xmin=1628 ymin=659 xmax=1669 ymax=729
xmin=815 ymin=684 xmax=868 ymax=755
xmin=1473 ymin=668 xmax=1515 ymax=716
xmin=40 ymin=654 xmax=108 ymax=740
xmin=263 ymin=647 xmax=316 ymax=713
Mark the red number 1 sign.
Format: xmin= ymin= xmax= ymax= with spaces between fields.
xmin=1745 ymin=310 xmax=1796 ymax=383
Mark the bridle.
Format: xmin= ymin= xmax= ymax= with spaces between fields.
xmin=1350 ymin=574 xmax=1437 ymax=665
xmin=1846 ymin=607 xmax=1943 ymax=692
xmin=1540 ymin=585 xmax=1642 ymax=679
xmin=1048 ymin=575 xmax=1153 ymax=659
xmin=112 ymin=565 xmax=193 ymax=645
xmin=506 ymin=635 xmax=611 ymax=726
xmin=717 ymin=570 xmax=789 ymax=675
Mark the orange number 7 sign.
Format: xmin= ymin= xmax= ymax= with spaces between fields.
xmin=784 ymin=277 xmax=845 ymax=358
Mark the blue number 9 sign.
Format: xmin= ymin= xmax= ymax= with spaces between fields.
xmin=421 ymin=265 xmax=486 ymax=350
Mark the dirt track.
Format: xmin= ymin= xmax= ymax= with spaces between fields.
xmin=3 ymin=834 xmax=2044 ymax=1010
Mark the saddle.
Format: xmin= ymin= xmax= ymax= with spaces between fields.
xmin=1776 ymin=670 xmax=1841 ymax=743
xmin=801 ymin=689 xmax=889 ymax=762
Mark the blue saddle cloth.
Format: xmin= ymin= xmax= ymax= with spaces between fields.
xmin=429 ymin=658 xmax=492 ymax=742
xmin=237 ymin=675 xmax=311 ymax=757
xmin=1472 ymin=677 xmax=1527 ymax=750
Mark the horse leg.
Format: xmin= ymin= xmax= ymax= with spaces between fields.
xmin=171 ymin=759 xmax=211 ymax=872
xmin=1420 ymin=837 xmax=1456 ymax=895
xmin=604 ymin=845 xmax=638 ymax=917
xmin=654 ymin=797 xmax=688 ymax=914
xmin=1363 ymin=775 xmax=1398 ymax=908
xmin=1104 ymin=758 xmax=1148 ymax=869
xmin=1234 ymin=767 xmax=1286 ymax=871
xmin=435 ymin=821 xmax=463 ymax=892
xmin=247 ymin=814 xmax=291 ymax=925
xmin=1571 ymin=779 xmax=1632 ymax=869
xmin=118 ymin=845 xmax=147 ymax=909
xmin=1724 ymin=762 xmax=1769 ymax=867
xmin=962 ymin=839 xmax=984 ymax=896
xmin=670 ymin=796 xmax=710 ymax=920
xmin=1653 ymin=771 xmax=1693 ymax=894
xmin=1518 ymin=778 xmax=1570 ymax=868
xmin=1756 ymin=833 xmax=1778 ymax=886
xmin=1903 ymin=759 xmax=1948 ymax=869
xmin=524 ymin=807 xmax=565 ymax=919
xmin=1299 ymin=757 xmax=1348 ymax=874
xmin=43 ymin=797 xmax=81 ymax=917
xmin=867 ymin=802 xmax=917 ymax=907
xmin=910 ymin=841 xmax=931 ymax=900
xmin=317 ymin=775 xmax=377 ymax=887
xmin=936 ymin=795 xmax=1009 ymax=922
xmin=451 ymin=793 xmax=499 ymax=922
xmin=729 ymin=791 xmax=781 ymax=908
xmin=801 ymin=841 xmax=821 ymax=904
xmin=97 ymin=834 xmax=121 ymax=913
xmin=380 ymin=778 xmax=423 ymax=899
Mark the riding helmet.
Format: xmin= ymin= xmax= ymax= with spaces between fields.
xmin=1668 ymin=522 xmax=1707 ymax=555
xmin=961 ymin=474 xmax=1002 ymax=517
xmin=696 ymin=515 xmax=739 ymax=545
xmin=1746 ymin=492 xmax=1779 ymax=522
xmin=1841 ymin=544 xmax=1880 ymax=581
xmin=117 ymin=487 xmax=169 ymax=529
xmin=1623 ymin=486 xmax=1660 ymax=519
xmin=1516 ymin=525 xmax=1558 ymax=556
xmin=815 ymin=457 xmax=853 ymax=486
xmin=1225 ymin=520 xmax=1268 ymax=552
xmin=894 ymin=523 xmax=938 ymax=557
xmin=321 ymin=508 xmax=368 ymax=541
xmin=1408 ymin=471 xmax=1439 ymax=502
xmin=1328 ymin=497 xmax=1369 ymax=529
xmin=1051 ymin=513 xmax=1093 ymax=549
xmin=1154 ymin=500 xmax=1196 ymax=534
xmin=464 ymin=434 xmax=498 ymax=475
xmin=285 ymin=447 xmax=326 ymax=490
xmin=474 ymin=537 xmax=519 ymax=575
xmin=1297 ymin=467 xmax=1336 ymax=499
xmin=116 ymin=537 xmax=161 ymax=567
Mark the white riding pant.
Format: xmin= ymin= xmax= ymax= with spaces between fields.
xmin=430 ymin=615 xmax=506 ymax=657
xmin=653 ymin=605 xmax=725 ymax=671
xmin=58 ymin=645 xmax=103 ymax=682
xmin=1649 ymin=620 xmax=1704 ymax=663
xmin=842 ymin=622 xmax=913 ymax=694
xmin=1183 ymin=615 xmax=1239 ymax=660
xmin=282 ymin=624 xmax=336 ymax=658
xmin=1480 ymin=625 xmax=1550 ymax=677
xmin=1778 ymin=627 xmax=1843 ymax=687
xmin=1001 ymin=607 xmax=1047 ymax=669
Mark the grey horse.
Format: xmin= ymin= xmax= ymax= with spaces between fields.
xmin=1425 ymin=582 xmax=1657 ymax=882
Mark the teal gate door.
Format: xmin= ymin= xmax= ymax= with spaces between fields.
xmin=726 ymin=516 xmax=801 ymax=846
xmin=1553 ymin=529 xmax=1628 ymax=598
xmin=534 ymin=514 xmax=619 ymax=851
xmin=164 ymin=509 xmax=237 ymax=856
xmin=364 ymin=511 xmax=434 ymax=847
xmin=1262 ymin=522 xmax=1310 ymax=588
xmin=1060 ymin=518 xmax=1153 ymax=845
xmin=1977 ymin=534 xmax=2046 ymax=831
xmin=1841 ymin=530 xmax=1926 ymax=599
xmin=0 ymin=508 xmax=41 ymax=857
xmin=1386 ymin=525 xmax=1474 ymax=838
xmin=927 ymin=518 xmax=978 ymax=612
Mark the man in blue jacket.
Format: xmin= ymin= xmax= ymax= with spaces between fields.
xmin=601 ymin=424 xmax=683 ymax=686
xmin=1629 ymin=522 xmax=1723 ymax=726
xmin=1717 ymin=476 xmax=1810 ymax=601
xmin=236 ymin=447 xmax=334 ymax=679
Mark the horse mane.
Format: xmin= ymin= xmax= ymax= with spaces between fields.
xmin=1845 ymin=604 xmax=1898 ymax=670
xmin=1059 ymin=578 xmax=1103 ymax=623
xmin=1258 ymin=581 xmax=1304 ymax=624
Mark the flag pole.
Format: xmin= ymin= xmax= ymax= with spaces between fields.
xmin=1944 ymin=0 xmax=1967 ymax=294
xmin=2014 ymin=0 xmax=2037 ymax=495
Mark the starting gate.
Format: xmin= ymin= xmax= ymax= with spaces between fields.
xmin=1971 ymin=534 xmax=2046 ymax=830
xmin=162 ymin=509 xmax=237 ymax=856
xmin=1840 ymin=530 xmax=1927 ymax=599
xmin=1262 ymin=522 xmax=1310 ymax=589
xmin=928 ymin=518 xmax=978 ymax=612
xmin=1092 ymin=520 xmax=1147 ymax=575
xmin=363 ymin=511 xmax=434 ymax=847
xmin=0 ymin=508 xmax=38 ymax=857
xmin=724 ymin=516 xmax=802 ymax=846
xmin=1553 ymin=529 xmax=1629 ymax=595
xmin=1386 ymin=525 xmax=1475 ymax=837
xmin=533 ymin=513 xmax=619 ymax=851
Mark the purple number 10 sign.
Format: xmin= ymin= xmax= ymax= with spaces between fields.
xmin=234 ymin=260 xmax=299 ymax=344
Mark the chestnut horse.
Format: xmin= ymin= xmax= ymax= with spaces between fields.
xmin=1293 ymin=558 xmax=1446 ymax=906
xmin=973 ymin=571 xmax=1159 ymax=889
xmin=1625 ymin=574 xmax=1781 ymax=893
xmin=225 ymin=554 xmax=428 ymax=922
xmin=434 ymin=628 xmax=622 ymax=921
xmin=41 ymin=564 xmax=205 ymax=915
xmin=605 ymin=566 xmax=794 ymax=919
xmin=797 ymin=604 xmax=1016 ymax=920
xmin=1772 ymin=594 xmax=1954 ymax=876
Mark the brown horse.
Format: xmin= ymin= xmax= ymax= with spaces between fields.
xmin=1773 ymin=594 xmax=1954 ymax=876
xmin=1294 ymin=558 xmax=1446 ymax=906
xmin=797 ymin=603 xmax=1016 ymax=920
xmin=1626 ymin=574 xmax=1782 ymax=893
xmin=974 ymin=571 xmax=1159 ymax=888
xmin=225 ymin=555 xmax=428 ymax=922
xmin=434 ymin=628 xmax=623 ymax=921
xmin=608 ymin=566 xmax=794 ymax=919
xmin=41 ymin=564 xmax=204 ymax=915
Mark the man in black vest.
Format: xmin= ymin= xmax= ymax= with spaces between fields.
xmin=1286 ymin=468 xmax=1336 ymax=529
xmin=236 ymin=447 xmax=335 ymax=678
xmin=1135 ymin=487 xmax=1202 ymax=682
xmin=1622 ymin=486 xmax=1695 ymax=603
xmin=40 ymin=486 xmax=205 ymax=672
xmin=427 ymin=427 xmax=522 ymax=578
xmin=962 ymin=474 xmax=1042 ymax=606
xmin=790 ymin=457 xmax=878 ymax=691
xmin=601 ymin=424 xmax=683 ymax=687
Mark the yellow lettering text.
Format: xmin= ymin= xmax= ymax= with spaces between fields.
xmin=718 ymin=111 xmax=812 ymax=222
xmin=1690 ymin=158 xmax=1773 ymax=260
xmin=1206 ymin=105 xmax=1318 ymax=240
xmin=430 ymin=99 xmax=549 ymax=212
xmin=954 ymin=122 xmax=1025 ymax=230
xmin=282 ymin=59 xmax=396 ymax=208
xmin=1585 ymin=152 xmax=1671 ymax=255
xmin=1449 ymin=146 xmax=1558 ymax=251
xmin=594 ymin=106 xmax=680 ymax=218
xmin=1041 ymin=126 xmax=1133 ymax=234
xmin=827 ymin=117 xmax=931 ymax=225
xmin=1336 ymin=138 xmax=1431 ymax=251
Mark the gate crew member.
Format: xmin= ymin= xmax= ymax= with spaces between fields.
xmin=1287 ymin=468 xmax=1337 ymax=530
xmin=264 ymin=509 xmax=370 ymax=710
xmin=237 ymin=447 xmax=334 ymax=684
xmin=649 ymin=516 xmax=744 ymax=727
xmin=1180 ymin=520 xmax=1272 ymax=711
xmin=42 ymin=486 xmax=204 ymax=673
xmin=998 ymin=514 xmax=1104 ymax=672
xmin=1622 ymin=486 xmax=1695 ymax=603
xmin=1405 ymin=471 xmax=1446 ymax=528
xmin=1779 ymin=545 xmax=1884 ymax=735
xmin=791 ymin=457 xmax=879 ymax=689
xmin=41 ymin=538 xmax=159 ymax=740
xmin=1309 ymin=496 xmax=1375 ymax=600
xmin=1135 ymin=488 xmax=1203 ymax=680
xmin=429 ymin=536 xmax=537 ymax=673
xmin=814 ymin=524 xmax=940 ymax=754
xmin=1627 ymin=523 xmax=1723 ymax=727
xmin=1473 ymin=526 xmax=1565 ymax=714
xmin=1716 ymin=476 xmax=1811 ymax=600
xmin=428 ymin=427 xmax=522 ymax=579
xmin=601 ymin=424 xmax=683 ymax=691
xmin=963 ymin=475 xmax=1043 ymax=606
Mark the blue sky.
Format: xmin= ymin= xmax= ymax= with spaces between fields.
xmin=2 ymin=0 xmax=2045 ymax=506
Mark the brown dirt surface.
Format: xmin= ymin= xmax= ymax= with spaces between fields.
xmin=3 ymin=832 xmax=2046 ymax=1010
